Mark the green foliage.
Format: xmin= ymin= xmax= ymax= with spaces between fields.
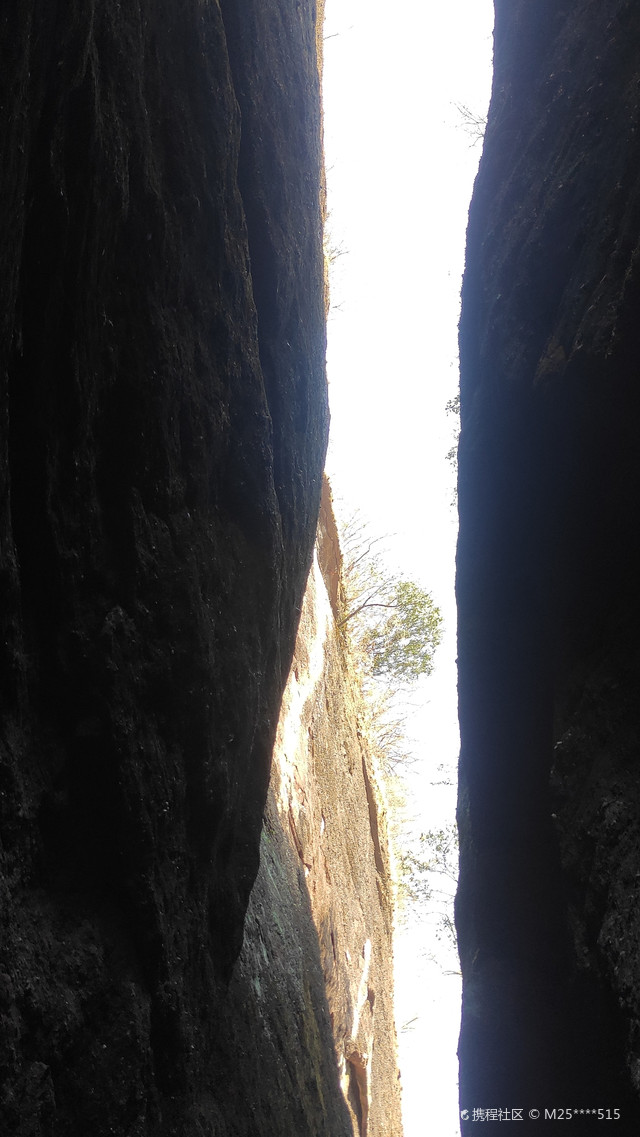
xmin=397 ymin=825 xmax=459 ymax=951
xmin=446 ymin=392 xmax=460 ymax=505
xmin=336 ymin=506 xmax=457 ymax=967
xmin=398 ymin=826 xmax=458 ymax=899
xmin=338 ymin=511 xmax=442 ymax=688
xmin=361 ymin=579 xmax=442 ymax=683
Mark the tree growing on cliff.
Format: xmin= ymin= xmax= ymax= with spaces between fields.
xmin=397 ymin=824 xmax=459 ymax=958
xmin=398 ymin=825 xmax=458 ymax=905
xmin=360 ymin=579 xmax=442 ymax=683
xmin=338 ymin=512 xmax=442 ymax=687
xmin=453 ymin=101 xmax=487 ymax=146
xmin=446 ymin=393 xmax=460 ymax=505
xmin=337 ymin=507 xmax=455 ymax=964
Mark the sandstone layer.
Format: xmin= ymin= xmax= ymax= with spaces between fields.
xmin=209 ymin=482 xmax=404 ymax=1137
xmin=265 ymin=482 xmax=403 ymax=1137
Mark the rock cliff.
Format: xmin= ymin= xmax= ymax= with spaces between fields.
xmin=221 ymin=481 xmax=403 ymax=1137
xmin=0 ymin=2 xmax=359 ymax=1134
xmin=457 ymin=0 xmax=640 ymax=1129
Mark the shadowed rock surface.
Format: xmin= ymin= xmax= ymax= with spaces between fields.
xmin=0 ymin=2 xmax=343 ymax=1133
xmin=457 ymin=0 xmax=640 ymax=1130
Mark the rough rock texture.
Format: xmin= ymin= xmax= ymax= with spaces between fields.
xmin=154 ymin=482 xmax=404 ymax=1137
xmin=457 ymin=0 xmax=640 ymax=1129
xmin=0 ymin=2 xmax=333 ymax=1133
xmin=265 ymin=481 xmax=403 ymax=1137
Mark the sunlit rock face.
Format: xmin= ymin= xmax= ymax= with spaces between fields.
xmin=268 ymin=482 xmax=403 ymax=1137
xmin=221 ymin=482 xmax=403 ymax=1137
xmin=0 ymin=1 xmax=329 ymax=1133
xmin=457 ymin=0 xmax=640 ymax=1129
xmin=181 ymin=483 xmax=404 ymax=1136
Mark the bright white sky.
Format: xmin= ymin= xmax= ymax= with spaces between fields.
xmin=321 ymin=2 xmax=494 ymax=1133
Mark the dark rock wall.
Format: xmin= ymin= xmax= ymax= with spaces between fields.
xmin=457 ymin=0 xmax=640 ymax=1128
xmin=0 ymin=2 xmax=331 ymax=1133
